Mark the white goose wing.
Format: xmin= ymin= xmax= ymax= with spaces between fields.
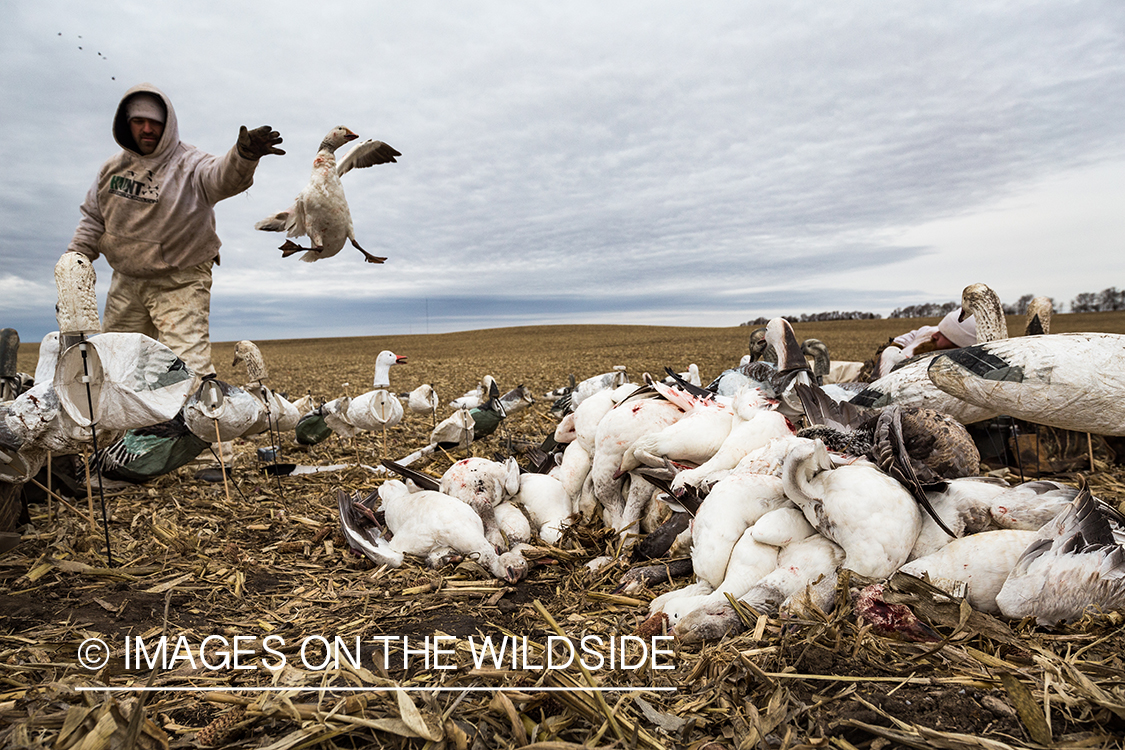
xmin=336 ymin=139 xmax=401 ymax=177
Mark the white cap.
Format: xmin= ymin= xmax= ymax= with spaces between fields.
xmin=125 ymin=93 xmax=166 ymax=123
xmin=937 ymin=308 xmax=977 ymax=348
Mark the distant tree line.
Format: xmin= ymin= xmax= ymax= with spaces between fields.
xmin=739 ymin=286 xmax=1122 ymax=326
xmin=1070 ymin=287 xmax=1125 ymax=313
xmin=740 ymin=311 xmax=882 ymax=326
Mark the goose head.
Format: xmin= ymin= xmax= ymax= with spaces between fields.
xmin=1024 ymin=296 xmax=1052 ymax=336
xmin=321 ymin=126 xmax=359 ymax=153
xmin=958 ymin=283 xmax=1008 ymax=343
xmin=372 ymin=350 xmax=407 ymax=388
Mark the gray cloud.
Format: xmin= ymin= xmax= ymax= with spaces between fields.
xmin=3 ymin=2 xmax=1125 ymax=343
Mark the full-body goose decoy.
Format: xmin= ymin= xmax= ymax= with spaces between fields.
xmin=406 ymin=384 xmax=439 ymax=426
xmin=850 ymin=283 xmax=1008 ymax=423
xmin=1024 ymin=296 xmax=1052 ymax=336
xmin=346 ymin=351 xmax=407 ymax=434
xmin=928 ymin=331 xmax=1125 ymax=435
xmin=256 ymin=126 xmax=400 ymax=264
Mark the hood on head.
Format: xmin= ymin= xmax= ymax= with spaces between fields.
xmin=113 ymin=83 xmax=179 ymax=159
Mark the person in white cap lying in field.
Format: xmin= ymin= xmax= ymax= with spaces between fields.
xmin=875 ymin=307 xmax=977 ymax=378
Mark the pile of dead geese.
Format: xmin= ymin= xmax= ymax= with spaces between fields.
xmin=343 ymin=288 xmax=1125 ymax=646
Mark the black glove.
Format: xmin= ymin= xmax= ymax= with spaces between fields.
xmin=237 ymin=125 xmax=285 ymax=160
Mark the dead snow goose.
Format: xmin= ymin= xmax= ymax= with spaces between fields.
xmin=344 ymin=481 xmax=528 ymax=582
xmin=782 ymin=437 xmax=921 ymax=578
xmin=900 ymin=529 xmax=1041 ymax=614
xmin=995 ymin=480 xmax=1125 ymax=625
xmin=256 ymin=126 xmax=400 ymax=264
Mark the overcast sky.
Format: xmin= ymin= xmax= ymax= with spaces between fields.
xmin=3 ymin=2 xmax=1124 ymax=343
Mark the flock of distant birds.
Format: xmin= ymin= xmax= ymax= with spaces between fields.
xmin=3 ymin=281 xmax=1125 ymax=643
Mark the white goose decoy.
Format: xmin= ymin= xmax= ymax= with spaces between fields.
xmin=450 ymin=375 xmax=496 ymax=410
xmin=231 ymin=341 xmax=302 ymax=434
xmin=995 ymin=480 xmax=1125 ymax=625
xmin=183 ymin=378 xmax=264 ymax=443
xmin=1024 ymin=296 xmax=1052 ymax=336
xmin=255 ymin=126 xmax=400 ymax=264
xmin=339 ymin=482 xmax=528 ymax=583
xmin=345 ymin=350 xmax=407 ymax=434
xmin=498 ymin=385 xmax=535 ymax=415
xmin=928 ymin=331 xmax=1125 ymax=435
xmin=850 ymin=283 xmax=1009 ymax=423
xmin=406 ymin=383 xmax=439 ymax=426
xmin=782 ymin=437 xmax=921 ymax=578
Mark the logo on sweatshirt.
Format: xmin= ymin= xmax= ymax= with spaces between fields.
xmin=109 ymin=170 xmax=160 ymax=204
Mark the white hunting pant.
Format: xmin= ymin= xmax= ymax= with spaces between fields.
xmin=102 ymin=261 xmax=215 ymax=377
xmin=103 ymin=261 xmax=233 ymax=467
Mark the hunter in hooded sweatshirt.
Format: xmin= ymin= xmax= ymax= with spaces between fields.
xmin=66 ymin=83 xmax=284 ymax=377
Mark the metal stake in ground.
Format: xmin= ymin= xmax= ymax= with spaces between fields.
xmin=78 ymin=339 xmax=114 ymax=567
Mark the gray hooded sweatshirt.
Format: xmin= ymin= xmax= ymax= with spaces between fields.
xmin=68 ymin=83 xmax=259 ymax=278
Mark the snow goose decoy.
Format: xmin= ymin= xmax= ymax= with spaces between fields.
xmin=849 ymin=283 xmax=1009 ymax=423
xmin=345 ymin=350 xmax=407 ymax=436
xmin=928 ymin=331 xmax=1125 ymax=435
xmin=406 ymin=384 xmax=439 ymax=426
xmin=1024 ymin=296 xmax=1052 ymax=336
xmin=255 ymin=126 xmax=400 ymax=264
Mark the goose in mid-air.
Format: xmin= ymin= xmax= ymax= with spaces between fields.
xmin=255 ymin=126 xmax=400 ymax=264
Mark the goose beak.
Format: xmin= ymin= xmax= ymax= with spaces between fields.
xmin=395 ymin=355 xmax=408 ymax=364
xmin=344 ymin=129 xmax=359 ymax=141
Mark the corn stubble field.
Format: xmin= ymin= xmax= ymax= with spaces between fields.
xmin=4 ymin=313 xmax=1125 ymax=749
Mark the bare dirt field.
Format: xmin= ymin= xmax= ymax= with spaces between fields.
xmin=3 ymin=314 xmax=1125 ymax=749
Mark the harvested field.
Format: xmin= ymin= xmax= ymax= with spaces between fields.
xmin=3 ymin=314 xmax=1125 ymax=749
